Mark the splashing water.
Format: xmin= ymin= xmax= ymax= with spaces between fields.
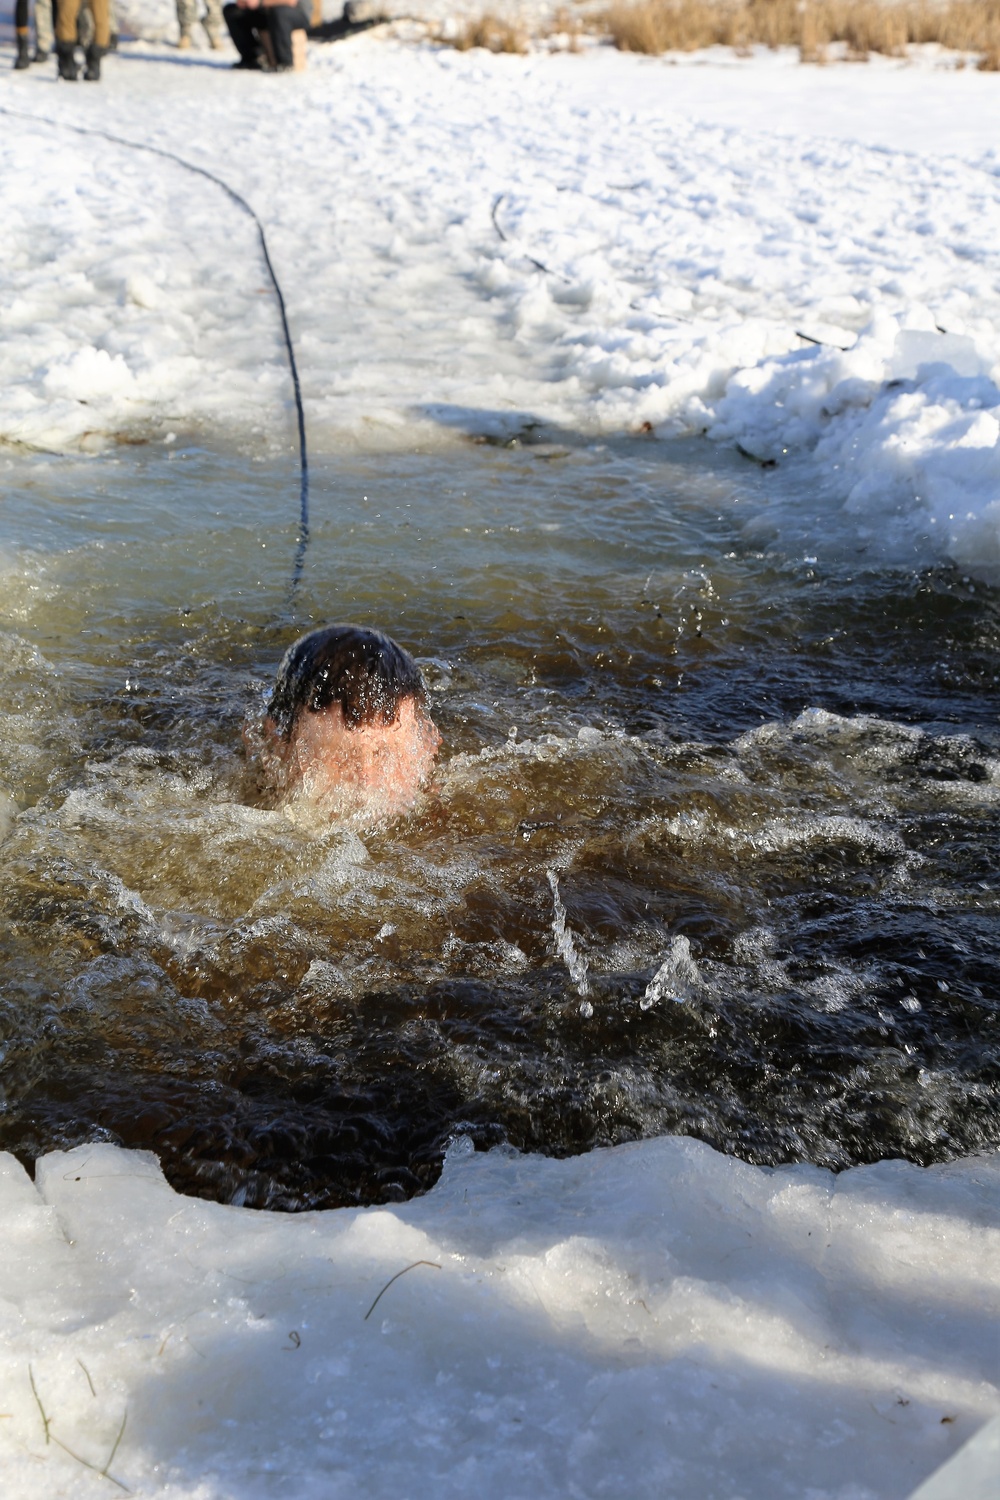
xmin=0 ymin=440 xmax=997 ymax=1210
xmin=547 ymin=867 xmax=591 ymax=1003
xmin=640 ymin=936 xmax=701 ymax=1010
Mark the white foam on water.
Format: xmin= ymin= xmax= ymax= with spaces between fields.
xmin=726 ymin=814 xmax=911 ymax=863
xmin=0 ymin=693 xmax=986 ymax=1008
xmin=0 ymin=1137 xmax=996 ymax=1499
xmin=728 ymin=924 xmax=876 ymax=1016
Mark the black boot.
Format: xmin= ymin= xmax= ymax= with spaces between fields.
xmin=32 ymin=47 xmax=49 ymax=62
xmin=56 ymin=41 xmax=79 ymax=79
xmin=83 ymin=43 xmax=103 ymax=79
xmin=14 ymin=33 xmax=31 ymax=68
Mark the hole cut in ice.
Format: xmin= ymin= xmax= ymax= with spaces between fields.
xmin=0 ymin=443 xmax=997 ymax=1210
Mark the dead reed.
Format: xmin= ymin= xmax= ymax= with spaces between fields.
xmin=447 ymin=12 xmax=530 ymax=52
xmin=600 ymin=0 xmax=1000 ymax=67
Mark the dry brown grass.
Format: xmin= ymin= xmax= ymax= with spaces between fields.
xmin=447 ymin=12 xmax=529 ymax=51
xmin=545 ymin=5 xmax=585 ymax=49
xmin=601 ymin=0 xmax=1000 ymax=67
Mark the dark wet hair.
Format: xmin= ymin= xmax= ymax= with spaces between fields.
xmin=267 ymin=624 xmax=427 ymax=740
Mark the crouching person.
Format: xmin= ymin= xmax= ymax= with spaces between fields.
xmin=224 ymin=0 xmax=310 ymax=70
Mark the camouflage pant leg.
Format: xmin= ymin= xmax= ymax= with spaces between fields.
xmin=177 ymin=0 xmax=220 ymax=37
xmin=176 ymin=0 xmax=221 ymax=37
xmin=34 ymin=0 xmax=53 ymax=52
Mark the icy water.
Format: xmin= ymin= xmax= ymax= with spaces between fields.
xmin=0 ymin=435 xmax=997 ymax=1209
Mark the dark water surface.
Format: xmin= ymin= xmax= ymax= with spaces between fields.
xmin=0 ymin=436 xmax=997 ymax=1208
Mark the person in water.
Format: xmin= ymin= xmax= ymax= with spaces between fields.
xmin=258 ymin=624 xmax=441 ymax=814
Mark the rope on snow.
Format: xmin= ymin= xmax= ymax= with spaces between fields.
xmin=0 ymin=105 xmax=311 ymax=603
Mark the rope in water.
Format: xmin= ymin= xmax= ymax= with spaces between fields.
xmin=0 ymin=105 xmax=311 ymax=600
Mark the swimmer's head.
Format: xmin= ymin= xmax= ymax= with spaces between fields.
xmin=267 ymin=624 xmax=428 ymax=739
xmin=261 ymin=624 xmax=440 ymax=814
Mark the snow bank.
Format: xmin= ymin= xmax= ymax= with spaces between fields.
xmin=705 ymin=316 xmax=1000 ymax=575
xmin=1 ymin=1136 xmax=997 ymax=1498
xmin=4 ymin=42 xmax=1000 ymax=572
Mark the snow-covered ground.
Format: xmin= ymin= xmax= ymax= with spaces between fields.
xmin=2 ymin=1137 xmax=998 ymax=1499
xmin=3 ymin=35 xmax=1000 ymax=574
xmin=2 ymin=21 xmax=1000 ymax=1499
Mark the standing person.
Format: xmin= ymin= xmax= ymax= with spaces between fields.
xmin=224 ymin=0 xmax=310 ymax=69
xmin=78 ymin=0 xmax=119 ymax=51
xmin=55 ymin=0 xmax=110 ymax=77
xmin=12 ymin=0 xmax=108 ymax=68
xmin=176 ymin=0 xmax=224 ymax=50
xmin=13 ymin=0 xmax=31 ymax=66
xmin=33 ymin=0 xmax=54 ymax=60
xmin=11 ymin=0 xmax=52 ymax=66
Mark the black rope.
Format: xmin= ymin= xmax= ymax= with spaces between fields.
xmin=794 ymin=327 xmax=852 ymax=352
xmin=490 ymin=191 xmax=569 ymax=281
xmin=0 ymin=105 xmax=310 ymax=600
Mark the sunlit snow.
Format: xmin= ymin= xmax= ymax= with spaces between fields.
xmin=2 ymin=1138 xmax=998 ymax=1498
xmin=1 ymin=14 xmax=999 ymax=1498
